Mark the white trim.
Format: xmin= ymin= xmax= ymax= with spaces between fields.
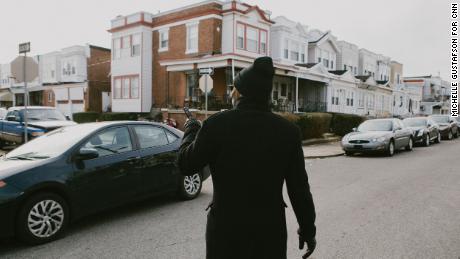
xmin=152 ymin=14 xmax=222 ymax=31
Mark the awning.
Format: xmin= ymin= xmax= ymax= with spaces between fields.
xmin=0 ymin=91 xmax=13 ymax=102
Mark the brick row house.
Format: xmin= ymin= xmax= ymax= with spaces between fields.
xmin=108 ymin=0 xmax=434 ymax=118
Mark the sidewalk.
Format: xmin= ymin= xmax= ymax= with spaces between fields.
xmin=303 ymin=141 xmax=344 ymax=159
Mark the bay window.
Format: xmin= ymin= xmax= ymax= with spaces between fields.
xmin=113 ymin=75 xmax=140 ymax=99
xmin=235 ymin=22 xmax=268 ymax=54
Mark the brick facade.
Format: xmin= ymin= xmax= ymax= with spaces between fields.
xmin=87 ymin=46 xmax=111 ymax=112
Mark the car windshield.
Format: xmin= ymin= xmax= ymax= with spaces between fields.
xmin=403 ymin=118 xmax=426 ymax=127
xmin=431 ymin=116 xmax=449 ymax=124
xmin=5 ymin=124 xmax=102 ymax=159
xmin=357 ymin=120 xmax=393 ymax=132
xmin=20 ymin=109 xmax=67 ymax=121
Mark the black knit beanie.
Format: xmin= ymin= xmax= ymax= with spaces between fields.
xmin=234 ymin=56 xmax=275 ymax=102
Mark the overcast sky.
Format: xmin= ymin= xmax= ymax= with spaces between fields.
xmin=0 ymin=0 xmax=451 ymax=78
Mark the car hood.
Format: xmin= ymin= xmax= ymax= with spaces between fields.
xmin=346 ymin=131 xmax=391 ymax=140
xmin=437 ymin=123 xmax=450 ymax=127
xmin=29 ymin=120 xmax=77 ymax=130
xmin=0 ymin=158 xmax=50 ymax=180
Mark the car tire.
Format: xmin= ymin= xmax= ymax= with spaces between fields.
xmin=0 ymin=139 xmax=4 ymax=149
xmin=178 ymin=173 xmax=202 ymax=200
xmin=16 ymin=192 xmax=69 ymax=245
xmin=448 ymin=130 xmax=453 ymax=140
xmin=435 ymin=132 xmax=441 ymax=143
xmin=423 ymin=134 xmax=430 ymax=147
xmin=386 ymin=140 xmax=395 ymax=157
xmin=454 ymin=130 xmax=459 ymax=138
xmin=345 ymin=151 xmax=354 ymax=156
xmin=405 ymin=137 xmax=413 ymax=151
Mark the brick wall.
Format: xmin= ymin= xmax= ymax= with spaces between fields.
xmin=152 ymin=17 xmax=222 ymax=109
xmin=42 ymin=89 xmax=55 ymax=107
xmin=87 ymin=46 xmax=111 ymax=112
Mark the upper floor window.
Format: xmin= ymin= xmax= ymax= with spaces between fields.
xmin=159 ymin=29 xmax=169 ymax=51
xmin=113 ymin=38 xmax=121 ymax=60
xmin=186 ymin=23 xmax=198 ymax=54
xmin=246 ymin=27 xmax=258 ymax=52
xmin=260 ymin=31 xmax=267 ymax=55
xmin=236 ymin=22 xmax=267 ymax=54
xmin=122 ymin=36 xmax=131 ymax=58
xmin=132 ymin=34 xmax=141 ymax=56
xmin=284 ymin=39 xmax=289 ymax=59
xmin=290 ymin=41 xmax=299 ymax=62
xmin=237 ymin=24 xmax=245 ymax=49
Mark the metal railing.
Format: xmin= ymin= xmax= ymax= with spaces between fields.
xmin=164 ymin=95 xmax=233 ymax=111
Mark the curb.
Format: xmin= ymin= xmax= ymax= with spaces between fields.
xmin=302 ymin=137 xmax=341 ymax=146
xmin=305 ymin=152 xmax=345 ymax=159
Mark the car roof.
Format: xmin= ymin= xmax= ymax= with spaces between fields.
xmin=403 ymin=117 xmax=427 ymax=120
xmin=366 ymin=118 xmax=395 ymax=122
xmin=71 ymin=121 xmax=183 ymax=135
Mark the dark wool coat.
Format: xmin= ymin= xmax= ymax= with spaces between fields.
xmin=178 ymin=98 xmax=316 ymax=259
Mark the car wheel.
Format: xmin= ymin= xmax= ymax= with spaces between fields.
xmin=435 ymin=132 xmax=441 ymax=143
xmin=454 ymin=130 xmax=459 ymax=138
xmin=345 ymin=151 xmax=354 ymax=156
xmin=178 ymin=173 xmax=202 ymax=200
xmin=16 ymin=192 xmax=69 ymax=245
xmin=405 ymin=137 xmax=413 ymax=151
xmin=423 ymin=134 xmax=430 ymax=147
xmin=386 ymin=140 xmax=395 ymax=157
xmin=0 ymin=139 xmax=4 ymax=149
xmin=448 ymin=130 xmax=453 ymax=140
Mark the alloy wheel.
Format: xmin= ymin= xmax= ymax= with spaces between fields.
xmin=184 ymin=174 xmax=201 ymax=196
xmin=425 ymin=135 xmax=430 ymax=146
xmin=448 ymin=131 xmax=453 ymax=140
xmin=389 ymin=142 xmax=394 ymax=156
xmin=409 ymin=138 xmax=413 ymax=150
xmin=27 ymin=200 xmax=64 ymax=238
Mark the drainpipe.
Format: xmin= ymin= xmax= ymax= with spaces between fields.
xmin=295 ymin=74 xmax=299 ymax=113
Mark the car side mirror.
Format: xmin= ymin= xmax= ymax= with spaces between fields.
xmin=427 ymin=123 xmax=431 ymax=128
xmin=449 ymin=119 xmax=454 ymax=123
xmin=352 ymin=127 xmax=357 ymax=132
xmin=6 ymin=115 xmax=17 ymax=122
xmin=65 ymin=115 xmax=71 ymax=121
xmin=76 ymin=148 xmax=99 ymax=160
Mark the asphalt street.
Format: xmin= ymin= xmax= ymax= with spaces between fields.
xmin=0 ymin=139 xmax=459 ymax=259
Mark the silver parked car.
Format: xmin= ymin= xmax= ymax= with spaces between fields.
xmin=341 ymin=118 xmax=414 ymax=156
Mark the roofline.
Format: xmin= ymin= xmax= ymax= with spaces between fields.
xmin=151 ymin=0 xmax=224 ymax=19
xmin=89 ymin=45 xmax=111 ymax=52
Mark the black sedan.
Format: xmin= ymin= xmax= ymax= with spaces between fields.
xmin=0 ymin=121 xmax=210 ymax=244
xmin=430 ymin=115 xmax=459 ymax=140
xmin=402 ymin=117 xmax=441 ymax=146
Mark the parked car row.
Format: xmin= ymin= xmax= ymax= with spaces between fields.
xmin=341 ymin=115 xmax=459 ymax=156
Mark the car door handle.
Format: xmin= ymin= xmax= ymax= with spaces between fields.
xmin=126 ymin=156 xmax=141 ymax=165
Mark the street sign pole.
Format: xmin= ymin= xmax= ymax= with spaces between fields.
xmin=205 ymin=75 xmax=208 ymax=119
xmin=19 ymin=42 xmax=30 ymax=143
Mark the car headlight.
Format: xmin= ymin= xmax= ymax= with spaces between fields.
xmin=371 ymin=137 xmax=386 ymax=142
xmin=30 ymin=131 xmax=45 ymax=137
xmin=342 ymin=135 xmax=349 ymax=142
xmin=417 ymin=130 xmax=424 ymax=137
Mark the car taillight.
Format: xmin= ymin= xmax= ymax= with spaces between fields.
xmin=0 ymin=181 xmax=6 ymax=188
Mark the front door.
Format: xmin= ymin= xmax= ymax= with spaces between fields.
xmin=71 ymin=126 xmax=141 ymax=213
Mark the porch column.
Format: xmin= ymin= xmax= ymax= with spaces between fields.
xmin=295 ymin=74 xmax=299 ymax=113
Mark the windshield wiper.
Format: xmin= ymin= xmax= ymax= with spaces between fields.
xmin=7 ymin=155 xmax=34 ymax=160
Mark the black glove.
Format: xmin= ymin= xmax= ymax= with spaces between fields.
xmin=184 ymin=118 xmax=201 ymax=130
xmin=298 ymin=229 xmax=316 ymax=259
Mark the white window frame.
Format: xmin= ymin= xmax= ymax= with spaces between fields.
xmin=131 ymin=34 xmax=141 ymax=57
xmin=186 ymin=22 xmax=199 ymax=54
xmin=159 ymin=29 xmax=169 ymax=52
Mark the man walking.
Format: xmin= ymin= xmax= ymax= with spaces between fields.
xmin=178 ymin=57 xmax=316 ymax=259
